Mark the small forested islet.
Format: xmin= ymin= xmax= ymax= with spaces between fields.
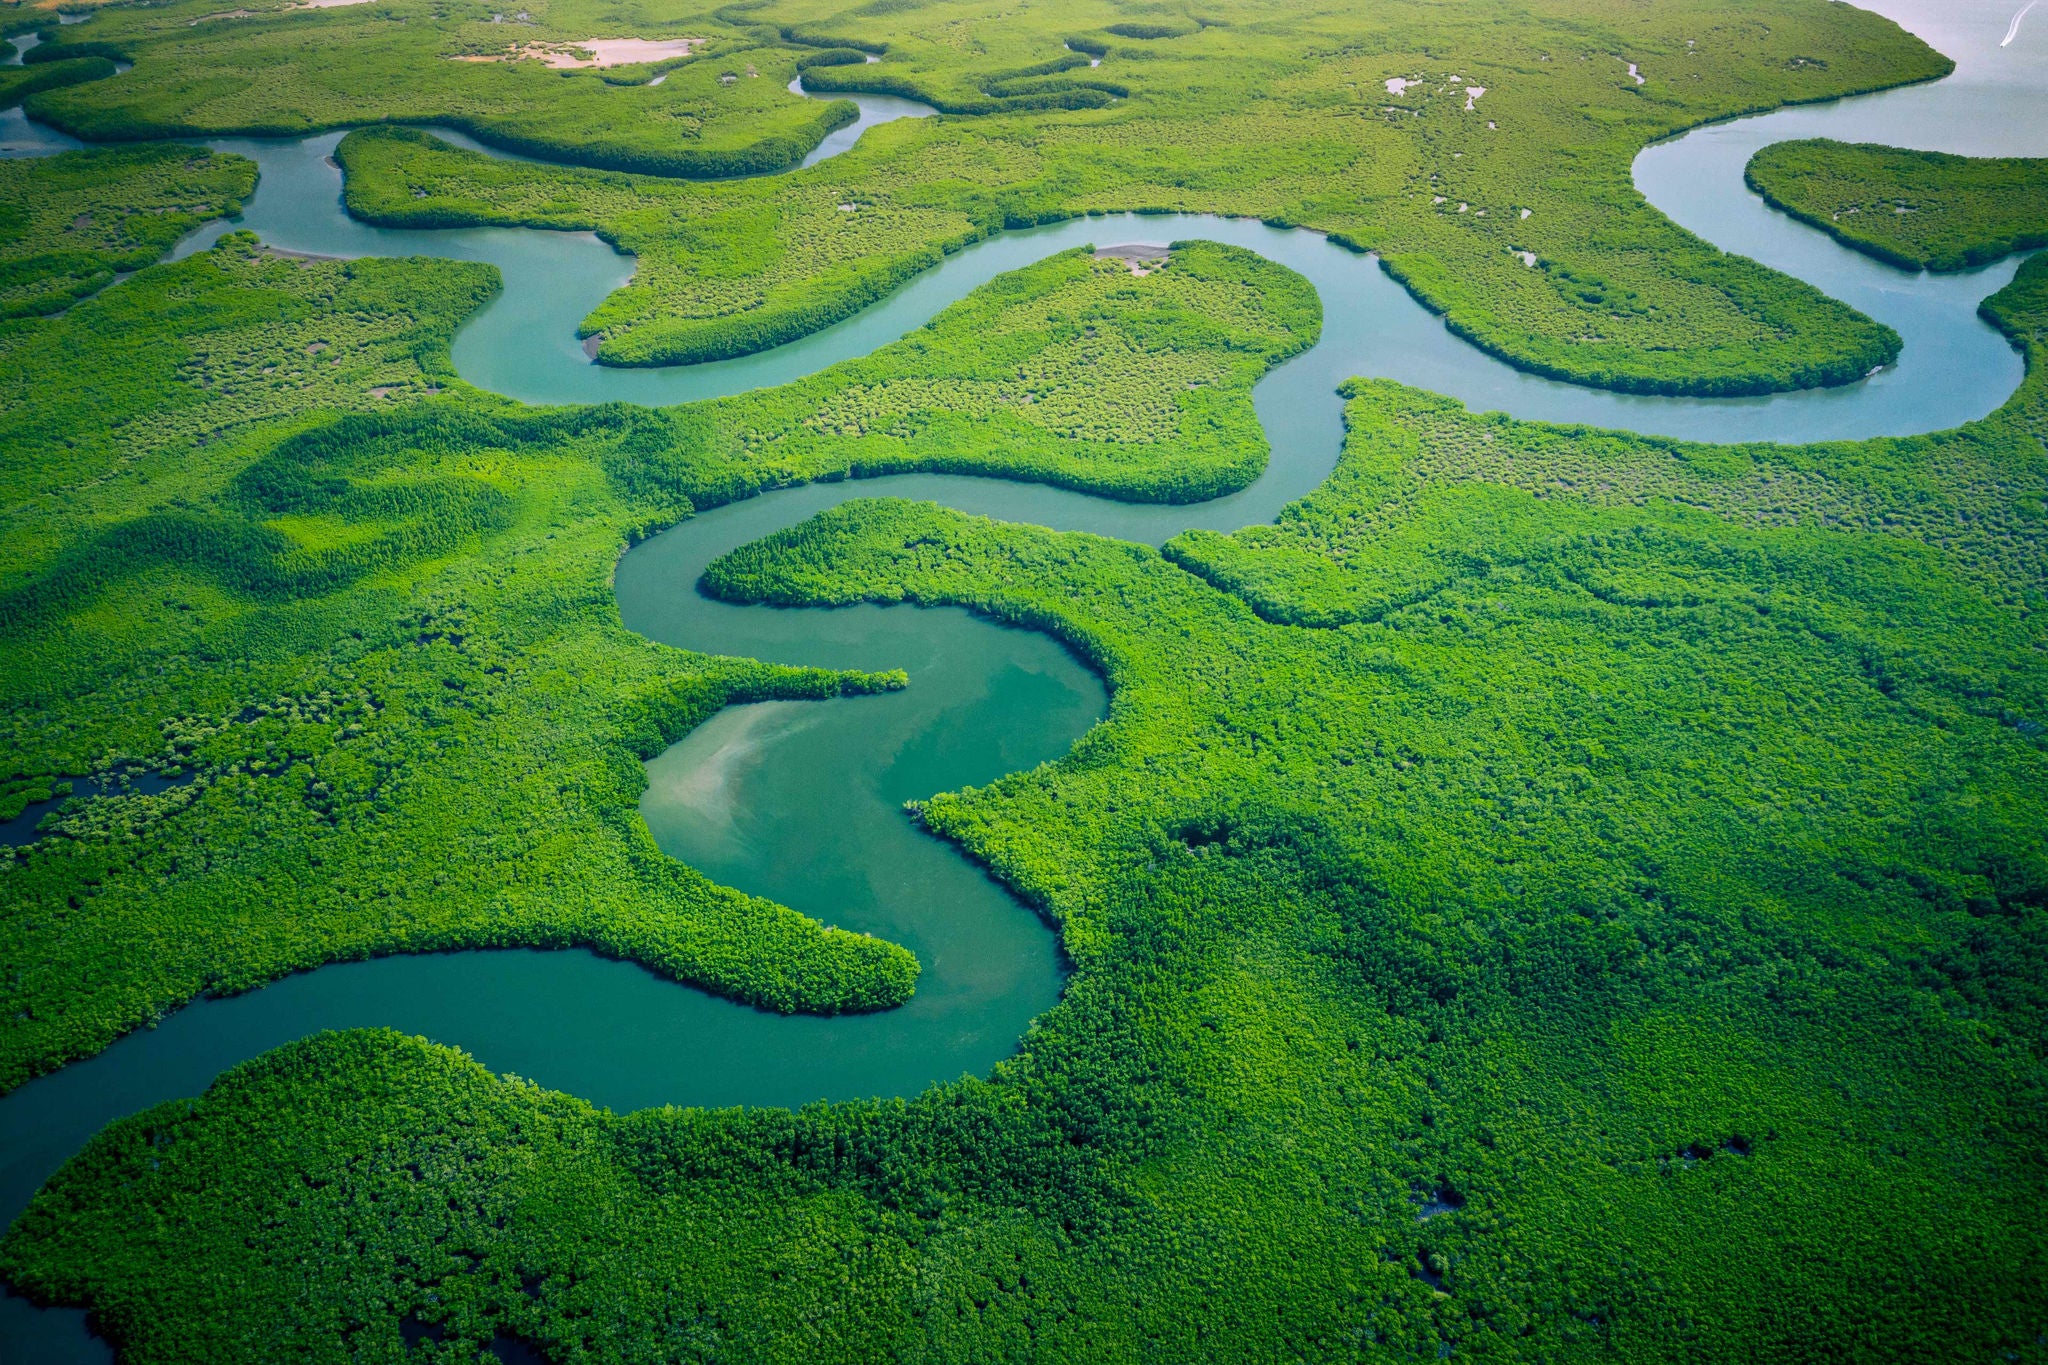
xmin=1746 ymin=137 xmax=2048 ymax=270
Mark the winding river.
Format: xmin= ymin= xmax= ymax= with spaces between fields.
xmin=0 ymin=2 xmax=2043 ymax=1356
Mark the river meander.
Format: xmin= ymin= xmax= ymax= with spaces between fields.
xmin=0 ymin=2 xmax=2043 ymax=1355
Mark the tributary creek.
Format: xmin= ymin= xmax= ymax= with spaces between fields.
xmin=0 ymin=2 xmax=2043 ymax=1355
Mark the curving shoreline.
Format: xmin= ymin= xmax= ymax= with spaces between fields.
xmin=0 ymin=1 xmax=2045 ymax=1356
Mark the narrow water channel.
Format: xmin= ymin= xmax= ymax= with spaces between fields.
xmin=0 ymin=2 xmax=2043 ymax=1355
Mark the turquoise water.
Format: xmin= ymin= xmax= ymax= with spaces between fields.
xmin=0 ymin=2 xmax=2043 ymax=1355
xmin=789 ymin=73 xmax=936 ymax=168
xmin=148 ymin=138 xmax=2029 ymax=436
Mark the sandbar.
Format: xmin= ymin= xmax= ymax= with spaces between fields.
xmin=191 ymin=0 xmax=371 ymax=21
xmin=1094 ymin=243 xmax=1170 ymax=276
xmin=455 ymin=37 xmax=704 ymax=69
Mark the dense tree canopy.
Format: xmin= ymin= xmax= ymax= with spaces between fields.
xmin=18 ymin=0 xmax=1937 ymax=391
xmin=1 ymin=6 xmax=2045 ymax=1362
xmin=1746 ymin=138 xmax=2048 ymax=270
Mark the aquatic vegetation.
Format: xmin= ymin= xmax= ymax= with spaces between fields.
xmin=1746 ymin=138 xmax=2048 ymax=270
xmin=0 ymin=143 xmax=254 ymax=318
xmin=794 ymin=48 xmax=1122 ymax=116
xmin=0 ymin=214 xmax=1315 ymax=1087
xmin=333 ymin=122 xmax=995 ymax=369
xmin=27 ymin=0 xmax=1944 ymax=393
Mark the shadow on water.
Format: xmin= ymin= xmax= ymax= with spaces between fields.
xmin=0 ymin=1 xmax=2044 ymax=1356
xmin=0 ymin=772 xmax=196 ymax=849
xmin=0 ymin=31 xmax=82 ymax=161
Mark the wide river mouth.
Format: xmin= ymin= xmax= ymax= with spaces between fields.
xmin=0 ymin=1 xmax=2044 ymax=1354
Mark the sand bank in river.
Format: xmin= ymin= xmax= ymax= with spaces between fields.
xmin=191 ymin=0 xmax=371 ymax=21
xmin=453 ymin=37 xmax=704 ymax=68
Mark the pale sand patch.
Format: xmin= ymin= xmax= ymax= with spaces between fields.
xmin=258 ymin=245 xmax=343 ymax=265
xmin=1094 ymin=243 xmax=1169 ymax=276
xmin=1463 ymin=85 xmax=1484 ymax=110
xmin=192 ymin=0 xmax=371 ymax=22
xmin=644 ymin=703 xmax=817 ymax=840
xmin=1385 ymin=76 xmax=1411 ymax=95
xmin=455 ymin=37 xmax=704 ymax=68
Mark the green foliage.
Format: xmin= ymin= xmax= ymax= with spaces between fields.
xmin=796 ymin=53 xmax=1120 ymax=116
xmin=0 ymin=54 xmax=118 ymax=110
xmin=11 ymin=240 xmax=2048 ymax=1349
xmin=1166 ymin=252 xmax=2048 ymax=623
xmin=1746 ymin=138 xmax=2048 ymax=271
xmin=0 ymin=215 xmax=1310 ymax=1087
xmin=21 ymin=8 xmax=856 ymax=179
xmin=674 ymin=240 xmax=1320 ymax=502
xmin=0 ymin=228 xmax=493 ymax=574
xmin=0 ymin=143 xmax=255 ymax=319
xmin=332 ymin=122 xmax=996 ymax=368
xmin=792 ymin=46 xmax=868 ymax=72
xmin=38 ymin=0 xmax=1945 ymax=392
xmin=3 ymin=7 xmax=2047 ymax=1361
xmin=1102 ymin=21 xmax=1197 ymax=41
